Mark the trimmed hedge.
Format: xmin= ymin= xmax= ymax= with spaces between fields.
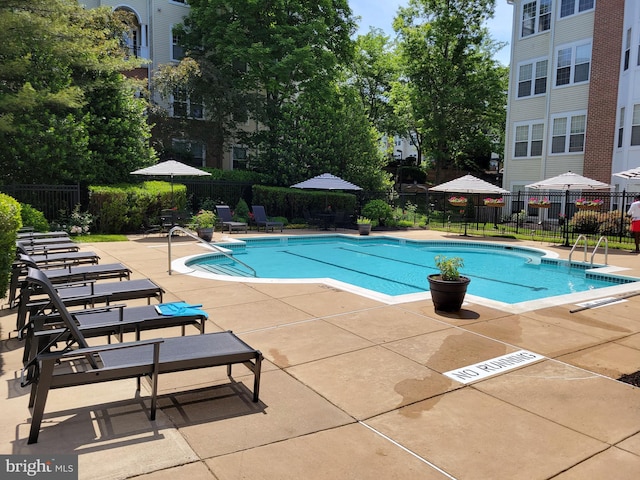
xmin=88 ymin=181 xmax=187 ymax=234
xmin=0 ymin=193 xmax=22 ymax=298
xmin=252 ymin=185 xmax=358 ymax=219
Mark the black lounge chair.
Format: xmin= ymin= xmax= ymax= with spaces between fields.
xmin=21 ymin=301 xmax=207 ymax=366
xmin=17 ymin=239 xmax=80 ymax=254
xmin=17 ymin=231 xmax=68 ymax=240
xmin=215 ymin=205 xmax=248 ymax=233
xmin=21 ymin=267 xmax=262 ymax=444
xmin=8 ymin=254 xmax=132 ymax=308
xmin=15 ymin=244 xmax=100 ymax=267
xmin=16 ymin=276 xmax=165 ymax=332
xmin=252 ymin=205 xmax=283 ymax=232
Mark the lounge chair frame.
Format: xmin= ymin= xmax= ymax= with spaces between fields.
xmin=21 ymin=268 xmax=262 ymax=444
xmin=252 ymin=205 xmax=283 ymax=232
xmin=215 ymin=205 xmax=248 ymax=233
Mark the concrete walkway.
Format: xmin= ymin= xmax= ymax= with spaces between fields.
xmin=2 ymin=229 xmax=640 ymax=479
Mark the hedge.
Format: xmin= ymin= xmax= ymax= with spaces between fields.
xmin=0 ymin=193 xmax=22 ymax=298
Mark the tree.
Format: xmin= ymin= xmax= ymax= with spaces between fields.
xmin=0 ymin=0 xmax=155 ymax=185
xmin=162 ymin=0 xmax=356 ymax=177
xmin=394 ymin=0 xmax=507 ymax=183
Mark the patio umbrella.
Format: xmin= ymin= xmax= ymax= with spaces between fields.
xmin=612 ymin=166 xmax=640 ymax=179
xmin=290 ymin=173 xmax=362 ymax=191
xmin=131 ymin=160 xmax=211 ymax=205
xmin=526 ymin=171 xmax=610 ymax=246
xmin=428 ymin=174 xmax=509 ymax=194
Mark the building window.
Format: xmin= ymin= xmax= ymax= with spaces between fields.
xmin=559 ymin=0 xmax=595 ymax=18
xmin=555 ymin=42 xmax=592 ymax=87
xmin=618 ymin=107 xmax=625 ymax=148
xmin=631 ymin=105 xmax=640 ymax=146
xmin=521 ymin=0 xmax=551 ymax=38
xmin=171 ymin=29 xmax=184 ymax=61
xmin=624 ymin=28 xmax=631 ymax=71
xmin=517 ymin=59 xmax=548 ymax=97
xmin=514 ymin=122 xmax=544 ymax=157
xmin=171 ymin=88 xmax=203 ymax=119
xmin=172 ymin=139 xmax=205 ymax=165
xmin=232 ymin=146 xmax=248 ymax=170
xmin=637 ymin=33 xmax=640 ymax=66
xmin=551 ymin=114 xmax=586 ymax=154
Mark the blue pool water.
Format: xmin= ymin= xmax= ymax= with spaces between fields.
xmin=185 ymin=235 xmax=637 ymax=304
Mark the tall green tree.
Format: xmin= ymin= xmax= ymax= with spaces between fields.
xmin=0 ymin=0 xmax=155 ymax=185
xmin=164 ymin=0 xmax=357 ymax=178
xmin=394 ymin=0 xmax=507 ymax=182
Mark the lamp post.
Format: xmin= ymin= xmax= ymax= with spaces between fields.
xmin=396 ymin=149 xmax=403 ymax=186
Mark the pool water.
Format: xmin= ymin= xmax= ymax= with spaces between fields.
xmin=185 ymin=236 xmax=637 ymax=304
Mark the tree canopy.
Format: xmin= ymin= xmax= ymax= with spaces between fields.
xmin=0 ymin=0 xmax=156 ymax=185
xmin=394 ymin=0 xmax=507 ymax=182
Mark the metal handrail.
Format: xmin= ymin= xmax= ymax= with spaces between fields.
xmin=590 ymin=236 xmax=608 ymax=265
xmin=167 ymin=226 xmax=256 ymax=277
xmin=568 ymin=234 xmax=588 ymax=263
xmin=569 ymin=234 xmax=608 ymax=266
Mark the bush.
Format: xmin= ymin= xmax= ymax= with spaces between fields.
xmin=0 ymin=193 xmax=22 ymax=298
xmin=234 ymin=198 xmax=250 ymax=222
xmin=570 ymin=211 xmax=600 ymax=234
xmin=20 ymin=204 xmax=49 ymax=232
xmin=362 ymin=199 xmax=393 ymax=227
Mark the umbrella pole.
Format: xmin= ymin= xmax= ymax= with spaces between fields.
xmin=563 ymin=189 xmax=570 ymax=247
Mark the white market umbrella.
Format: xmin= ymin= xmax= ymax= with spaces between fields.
xmin=131 ymin=160 xmax=211 ymax=205
xmin=525 ymin=171 xmax=610 ymax=191
xmin=613 ymin=166 xmax=640 ymax=179
xmin=526 ymin=171 xmax=610 ymax=247
xmin=291 ymin=173 xmax=362 ymax=191
xmin=429 ymin=174 xmax=509 ymax=194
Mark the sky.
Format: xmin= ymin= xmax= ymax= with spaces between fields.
xmin=349 ymin=0 xmax=514 ymax=66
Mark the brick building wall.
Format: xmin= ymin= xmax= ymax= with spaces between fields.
xmin=583 ymin=0 xmax=625 ymax=183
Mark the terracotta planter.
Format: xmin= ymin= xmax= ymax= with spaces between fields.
xmin=484 ymin=202 xmax=505 ymax=208
xmin=528 ymin=204 xmax=550 ymax=209
xmin=197 ymin=227 xmax=214 ymax=242
xmin=448 ymin=201 xmax=468 ymax=207
xmin=427 ymin=274 xmax=471 ymax=312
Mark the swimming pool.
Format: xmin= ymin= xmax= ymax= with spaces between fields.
xmin=174 ymin=235 xmax=640 ymax=308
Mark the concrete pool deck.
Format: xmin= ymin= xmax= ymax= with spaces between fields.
xmin=2 ymin=228 xmax=640 ymax=479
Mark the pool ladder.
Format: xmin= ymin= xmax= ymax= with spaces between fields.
xmin=167 ymin=226 xmax=256 ymax=276
xmin=569 ymin=234 xmax=608 ymax=266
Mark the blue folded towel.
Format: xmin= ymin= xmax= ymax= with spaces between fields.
xmin=155 ymin=302 xmax=208 ymax=318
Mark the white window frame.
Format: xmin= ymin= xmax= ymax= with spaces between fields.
xmin=517 ymin=58 xmax=548 ymax=98
xmin=170 ymin=88 xmax=204 ymax=120
xmin=618 ymin=106 xmax=625 ymax=149
xmin=513 ymin=121 xmax=545 ymax=158
xmin=171 ymin=26 xmax=184 ymax=62
xmin=631 ymin=105 xmax=640 ymax=146
xmin=554 ymin=41 xmax=592 ymax=87
xmin=559 ymin=0 xmax=595 ymax=19
xmin=550 ymin=112 xmax=587 ymax=155
xmin=624 ymin=28 xmax=631 ymax=71
xmin=521 ymin=0 xmax=552 ymax=38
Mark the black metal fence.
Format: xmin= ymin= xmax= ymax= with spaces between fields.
xmin=428 ymin=190 xmax=638 ymax=248
xmin=0 ymin=184 xmax=83 ymax=221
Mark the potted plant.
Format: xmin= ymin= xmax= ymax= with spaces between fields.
xmin=448 ymin=196 xmax=468 ymax=207
xmin=575 ymin=198 xmax=603 ymax=211
xmin=189 ymin=209 xmax=216 ymax=241
xmin=528 ymin=197 xmax=551 ymax=208
xmin=483 ymin=197 xmax=505 ymax=207
xmin=427 ymin=255 xmax=471 ymax=312
xmin=356 ymin=216 xmax=372 ymax=235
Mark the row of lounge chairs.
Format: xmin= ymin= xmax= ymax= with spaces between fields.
xmin=215 ymin=204 xmax=284 ymax=233
xmin=10 ymin=231 xmax=263 ymax=444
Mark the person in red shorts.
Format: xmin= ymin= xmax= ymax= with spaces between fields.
xmin=627 ymin=194 xmax=640 ymax=252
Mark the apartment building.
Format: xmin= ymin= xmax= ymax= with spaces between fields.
xmin=82 ymin=0 xmax=249 ymax=170
xmin=502 ymin=0 xmax=640 ymax=194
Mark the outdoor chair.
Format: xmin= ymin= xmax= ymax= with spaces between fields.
xmin=252 ymin=205 xmax=283 ymax=232
xmin=17 ymin=230 xmax=68 ymax=240
xmin=14 ymin=244 xmax=100 ymax=268
xmin=8 ymin=254 xmax=132 ymax=309
xmin=215 ymin=205 xmax=248 ymax=233
xmin=303 ymin=209 xmax=320 ymax=229
xmin=20 ymin=267 xmax=262 ymax=444
xmin=17 ymin=239 xmax=80 ymax=254
xmin=21 ymin=301 xmax=207 ymax=367
xmin=16 ymin=275 xmax=165 ymax=332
